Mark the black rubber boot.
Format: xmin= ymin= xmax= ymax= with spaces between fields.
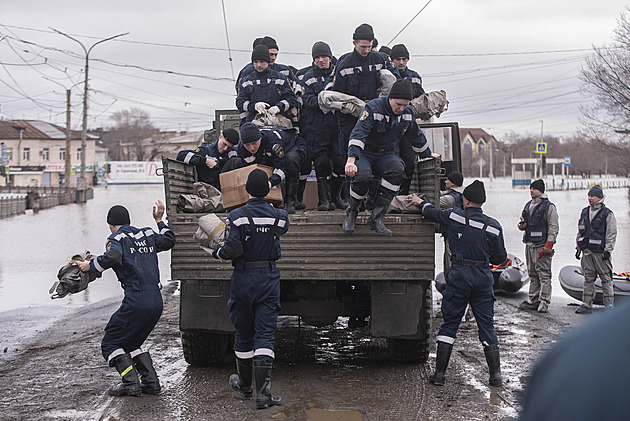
xmin=294 ymin=179 xmax=306 ymax=210
xmin=229 ymin=357 xmax=253 ymax=399
xmin=132 ymin=352 xmax=161 ymax=395
xmin=331 ymin=176 xmax=348 ymax=209
xmin=429 ymin=341 xmax=453 ymax=386
xmin=317 ymin=177 xmax=332 ymax=211
xmin=254 ymin=357 xmax=281 ymax=410
xmin=109 ymin=353 xmax=142 ymax=397
xmin=365 ymin=178 xmax=379 ymax=211
xmin=399 ymin=176 xmax=413 ymax=195
xmin=342 ymin=197 xmax=361 ymax=234
xmin=366 ymin=192 xmax=394 ymax=237
xmin=284 ymin=182 xmax=296 ymax=214
xmin=484 ymin=343 xmax=503 ymax=387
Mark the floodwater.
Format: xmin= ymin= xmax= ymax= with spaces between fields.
xmin=0 ymin=178 xmax=628 ymax=312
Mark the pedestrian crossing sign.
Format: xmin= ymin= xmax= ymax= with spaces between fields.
xmin=535 ymin=142 xmax=547 ymax=154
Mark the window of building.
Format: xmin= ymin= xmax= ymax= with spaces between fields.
xmin=59 ymin=148 xmax=66 ymax=160
xmin=23 ymin=148 xmax=30 ymax=161
xmin=42 ymin=148 xmax=49 ymax=161
xmin=77 ymin=148 xmax=82 ymax=161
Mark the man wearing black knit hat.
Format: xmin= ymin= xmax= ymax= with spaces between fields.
xmin=213 ymin=169 xmax=290 ymax=410
xmin=517 ymin=179 xmax=559 ymax=314
xmin=409 ymin=180 xmax=507 ymax=388
xmin=176 ymin=128 xmax=239 ymax=190
xmin=78 ymin=202 xmax=176 ymax=397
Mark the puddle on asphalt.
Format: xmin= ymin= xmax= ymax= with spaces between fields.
xmin=305 ymin=407 xmax=365 ymax=421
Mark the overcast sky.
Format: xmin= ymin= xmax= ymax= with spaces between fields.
xmin=0 ymin=0 xmax=627 ymax=139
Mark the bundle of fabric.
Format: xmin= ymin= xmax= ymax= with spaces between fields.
xmin=318 ymin=91 xmax=366 ymax=118
xmin=177 ymin=182 xmax=224 ymax=213
xmin=193 ymin=213 xmax=226 ymax=254
xmin=377 ymin=69 xmax=397 ymax=97
xmin=252 ymin=111 xmax=293 ymax=129
xmin=49 ymin=251 xmax=101 ymax=299
xmin=411 ymin=90 xmax=449 ymax=121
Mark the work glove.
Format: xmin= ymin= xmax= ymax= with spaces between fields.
xmin=254 ymin=102 xmax=269 ymax=114
xmin=538 ymin=241 xmax=555 ymax=258
xmin=267 ymin=105 xmax=280 ymax=115
xmin=575 ymin=248 xmax=582 ymax=260
xmin=603 ymin=250 xmax=611 ymax=261
xmin=269 ymin=173 xmax=282 ymax=187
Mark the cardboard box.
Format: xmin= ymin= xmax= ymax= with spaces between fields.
xmin=304 ymin=180 xmax=318 ymax=210
xmin=219 ymin=164 xmax=283 ymax=210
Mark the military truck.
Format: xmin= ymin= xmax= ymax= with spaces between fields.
xmin=161 ymin=110 xmax=461 ymax=365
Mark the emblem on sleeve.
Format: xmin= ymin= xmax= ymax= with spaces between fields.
xmin=272 ymin=143 xmax=285 ymax=158
xmin=359 ymin=110 xmax=369 ymax=121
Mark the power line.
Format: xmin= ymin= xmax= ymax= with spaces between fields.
xmin=221 ymin=0 xmax=235 ymax=81
xmin=387 ymin=0 xmax=434 ymax=46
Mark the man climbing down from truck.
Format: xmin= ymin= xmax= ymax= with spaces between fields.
xmin=212 ymin=169 xmax=290 ymax=410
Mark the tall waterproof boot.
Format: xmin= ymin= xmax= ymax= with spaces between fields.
xmin=229 ymin=357 xmax=253 ymax=399
xmin=342 ymin=196 xmax=362 ymax=234
xmin=294 ymin=179 xmax=307 ymax=210
xmin=399 ymin=176 xmax=413 ymax=196
xmin=254 ymin=357 xmax=281 ymax=410
xmin=365 ymin=178 xmax=380 ymax=211
xmin=132 ymin=351 xmax=161 ymax=395
xmin=317 ymin=177 xmax=332 ymax=211
xmin=284 ymin=182 xmax=297 ymax=214
xmin=429 ymin=341 xmax=453 ymax=386
xmin=484 ymin=343 xmax=503 ymax=387
xmin=109 ymin=353 xmax=142 ymax=396
xmin=366 ymin=192 xmax=394 ymax=237
xmin=331 ymin=176 xmax=348 ymax=209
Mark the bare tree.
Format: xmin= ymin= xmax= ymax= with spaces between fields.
xmin=107 ymin=107 xmax=159 ymax=161
xmin=579 ymin=7 xmax=630 ymax=170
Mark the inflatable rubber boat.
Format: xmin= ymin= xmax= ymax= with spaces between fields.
xmin=435 ymin=253 xmax=529 ymax=294
xmin=559 ymin=265 xmax=630 ymax=304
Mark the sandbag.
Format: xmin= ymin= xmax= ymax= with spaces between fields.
xmin=49 ymin=251 xmax=101 ymax=299
xmin=193 ymin=213 xmax=226 ymax=253
xmin=317 ymin=91 xmax=365 ymax=118
xmin=177 ymin=182 xmax=224 ymax=213
xmin=252 ymin=111 xmax=293 ymax=129
xmin=377 ymin=69 xmax=397 ymax=97
xmin=411 ymin=90 xmax=449 ymax=121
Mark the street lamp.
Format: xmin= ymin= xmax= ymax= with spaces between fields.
xmin=51 ymin=28 xmax=128 ymax=201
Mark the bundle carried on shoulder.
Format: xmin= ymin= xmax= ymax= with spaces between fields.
xmin=411 ymin=90 xmax=449 ymax=121
xmin=318 ymin=91 xmax=366 ymax=118
xmin=49 ymin=251 xmax=101 ymax=299
xmin=193 ymin=213 xmax=226 ymax=255
xmin=252 ymin=111 xmax=293 ymax=129
xmin=177 ymin=182 xmax=224 ymax=213
xmin=377 ymin=69 xmax=397 ymax=97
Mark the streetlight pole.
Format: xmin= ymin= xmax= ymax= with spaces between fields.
xmin=51 ymin=28 xmax=128 ymax=202
xmin=539 ymin=120 xmax=544 ymax=178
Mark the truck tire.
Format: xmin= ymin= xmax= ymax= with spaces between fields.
xmin=181 ymin=330 xmax=230 ymax=366
xmin=387 ymin=284 xmax=432 ymax=363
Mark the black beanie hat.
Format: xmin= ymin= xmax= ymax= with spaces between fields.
xmin=107 ymin=205 xmax=130 ymax=225
xmin=252 ymin=37 xmax=263 ymax=48
xmin=372 ymin=38 xmax=379 ymax=48
xmin=353 ymin=23 xmax=374 ymax=41
xmin=251 ymin=44 xmax=271 ymax=63
xmin=260 ymin=36 xmax=279 ymax=50
xmin=588 ymin=184 xmax=603 ymax=198
xmin=379 ymin=46 xmax=391 ymax=55
xmin=389 ymin=79 xmax=414 ymax=101
xmin=312 ymin=41 xmax=333 ymax=59
xmin=390 ymin=44 xmax=410 ymax=60
xmin=222 ymin=128 xmax=239 ymax=145
xmin=530 ymin=179 xmax=545 ymax=193
xmin=246 ymin=169 xmax=270 ymax=198
xmin=463 ymin=180 xmax=486 ymax=204
xmin=240 ymin=122 xmax=261 ymax=144
xmin=447 ymin=171 xmax=464 ymax=187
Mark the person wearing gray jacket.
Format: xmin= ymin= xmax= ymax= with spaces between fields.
xmin=574 ymin=185 xmax=617 ymax=314
xmin=517 ymin=179 xmax=559 ymax=313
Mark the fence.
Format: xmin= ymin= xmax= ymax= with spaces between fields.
xmin=0 ymin=187 xmax=93 ymax=219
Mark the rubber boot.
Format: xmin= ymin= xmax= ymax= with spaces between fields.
xmin=317 ymin=177 xmax=332 ymax=211
xmin=331 ymin=176 xmax=348 ymax=209
xmin=284 ymin=182 xmax=296 ymax=214
xmin=294 ymin=179 xmax=306 ymax=210
xmin=109 ymin=353 xmax=142 ymax=396
xmin=365 ymin=178 xmax=379 ymax=211
xmin=429 ymin=341 xmax=453 ymax=386
xmin=366 ymin=192 xmax=394 ymax=237
xmin=279 ymin=182 xmax=287 ymax=210
xmin=132 ymin=351 xmax=161 ymax=395
xmin=342 ymin=197 xmax=361 ymax=235
xmin=484 ymin=343 xmax=503 ymax=387
xmin=229 ymin=357 xmax=253 ymax=399
xmin=399 ymin=176 xmax=413 ymax=196
xmin=254 ymin=357 xmax=281 ymax=410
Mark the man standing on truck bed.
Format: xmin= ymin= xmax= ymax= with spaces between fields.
xmin=212 ymin=169 xmax=290 ymax=410
xmin=407 ymin=180 xmax=507 ymax=387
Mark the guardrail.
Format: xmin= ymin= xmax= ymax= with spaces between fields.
xmin=0 ymin=187 xmax=93 ymax=219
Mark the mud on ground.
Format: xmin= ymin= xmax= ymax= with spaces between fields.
xmin=0 ymin=284 xmax=582 ymax=421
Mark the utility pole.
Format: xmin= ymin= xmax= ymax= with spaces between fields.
xmin=51 ymin=28 xmax=128 ymax=202
xmin=539 ymin=120 xmax=544 ymax=178
xmin=65 ymin=90 xmax=71 ymax=187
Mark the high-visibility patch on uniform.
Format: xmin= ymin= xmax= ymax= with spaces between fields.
xmin=359 ymin=110 xmax=369 ymax=121
xmin=106 ymin=241 xmax=112 ymax=251
xmin=272 ymin=143 xmax=285 ymax=158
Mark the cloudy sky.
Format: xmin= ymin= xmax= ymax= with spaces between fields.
xmin=0 ymin=0 xmax=627 ymax=139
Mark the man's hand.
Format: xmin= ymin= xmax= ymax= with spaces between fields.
xmin=517 ymin=220 xmax=527 ymax=231
xmin=404 ymin=193 xmax=424 ymax=207
xmin=345 ymin=157 xmax=357 ymax=177
xmin=254 ymin=102 xmax=269 ymax=114
xmin=153 ymin=200 xmax=165 ymax=223
xmin=269 ymin=174 xmax=281 ymax=187
xmin=430 ymin=152 xmax=440 ymax=159
xmin=205 ymin=157 xmax=218 ymax=169
xmin=267 ymin=105 xmax=280 ymax=115
xmin=603 ymin=250 xmax=611 ymax=260
xmin=575 ymin=248 xmax=582 ymax=260
xmin=78 ymin=260 xmax=90 ymax=272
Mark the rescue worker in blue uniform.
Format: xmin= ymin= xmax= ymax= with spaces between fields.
xmin=176 ymin=128 xmax=239 ymax=190
xmin=236 ymin=44 xmax=298 ymax=126
xmin=78 ymin=202 xmax=176 ymax=396
xmin=222 ymin=122 xmax=306 ymax=214
xmin=407 ymin=180 xmax=507 ymax=387
xmin=332 ymin=23 xmax=387 ymax=205
xmin=574 ymin=184 xmax=618 ymax=314
xmin=343 ymin=79 xmax=436 ymax=237
xmin=389 ymin=43 xmax=426 ymax=195
xmin=212 ymin=169 xmax=290 ymax=410
xmin=301 ymin=41 xmax=344 ymax=211
xmin=236 ymin=36 xmax=300 ymax=93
